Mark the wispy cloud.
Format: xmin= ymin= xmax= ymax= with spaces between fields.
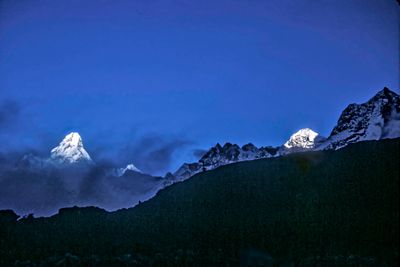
xmin=119 ymin=133 xmax=193 ymax=176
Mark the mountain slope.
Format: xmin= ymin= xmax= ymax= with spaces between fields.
xmin=1 ymin=138 xmax=398 ymax=266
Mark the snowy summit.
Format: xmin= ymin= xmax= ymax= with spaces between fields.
xmin=284 ymin=128 xmax=325 ymax=150
xmin=50 ymin=132 xmax=93 ymax=164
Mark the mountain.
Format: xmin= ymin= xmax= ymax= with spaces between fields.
xmin=280 ymin=128 xmax=326 ymax=154
xmin=14 ymin=87 xmax=399 ymax=182
xmin=173 ymin=142 xmax=279 ymax=180
xmin=18 ymin=132 xmax=94 ymax=169
xmin=6 ymin=133 xmax=169 ymax=216
xmin=172 ymin=129 xmax=322 ymax=181
xmin=319 ymin=87 xmax=400 ymax=150
xmin=50 ymin=132 xmax=93 ymax=165
xmin=1 ymin=138 xmax=398 ymax=266
xmin=173 ymin=88 xmax=399 ymax=181
xmin=105 ymin=163 xmax=143 ymax=180
xmin=20 ymin=133 xmax=146 ymax=177
xmin=7 ymin=87 xmax=399 ymax=216
xmin=114 ymin=163 xmax=142 ymax=177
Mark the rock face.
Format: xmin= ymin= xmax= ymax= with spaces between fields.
xmin=319 ymin=87 xmax=400 ymax=150
xmin=50 ymin=132 xmax=93 ymax=165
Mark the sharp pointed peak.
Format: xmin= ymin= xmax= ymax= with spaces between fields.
xmin=50 ymin=131 xmax=92 ymax=164
xmin=61 ymin=132 xmax=83 ymax=146
xmin=65 ymin=132 xmax=82 ymax=137
xmin=381 ymin=86 xmax=393 ymax=93
xmin=291 ymin=128 xmax=319 ymax=136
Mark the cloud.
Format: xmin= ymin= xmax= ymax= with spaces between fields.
xmin=0 ymin=125 xmax=193 ymax=216
xmin=119 ymin=133 xmax=193 ymax=176
xmin=76 ymin=166 xmax=108 ymax=203
xmin=0 ymin=129 xmax=193 ymax=216
xmin=0 ymin=160 xmax=165 ymax=217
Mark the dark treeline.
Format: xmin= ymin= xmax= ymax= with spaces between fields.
xmin=0 ymin=139 xmax=399 ymax=266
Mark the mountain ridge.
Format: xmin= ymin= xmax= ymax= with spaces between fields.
xmin=173 ymin=87 xmax=399 ymax=180
xmin=18 ymin=87 xmax=399 ymax=181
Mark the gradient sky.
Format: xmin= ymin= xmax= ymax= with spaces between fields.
xmin=0 ymin=0 xmax=399 ymax=175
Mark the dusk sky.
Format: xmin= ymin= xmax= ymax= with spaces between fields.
xmin=0 ymin=0 xmax=398 ymax=175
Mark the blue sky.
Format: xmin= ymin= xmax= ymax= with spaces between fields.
xmin=0 ymin=0 xmax=398 ymax=175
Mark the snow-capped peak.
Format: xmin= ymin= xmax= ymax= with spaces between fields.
xmin=284 ymin=128 xmax=323 ymax=149
xmin=50 ymin=132 xmax=93 ymax=164
xmin=116 ymin=163 xmax=142 ymax=176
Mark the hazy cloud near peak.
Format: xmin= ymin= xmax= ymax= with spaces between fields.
xmin=119 ymin=133 xmax=193 ymax=176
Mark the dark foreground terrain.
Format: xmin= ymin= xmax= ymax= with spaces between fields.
xmin=1 ymin=139 xmax=399 ymax=266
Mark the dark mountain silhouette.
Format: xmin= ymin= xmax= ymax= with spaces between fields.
xmin=1 ymin=138 xmax=398 ymax=266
